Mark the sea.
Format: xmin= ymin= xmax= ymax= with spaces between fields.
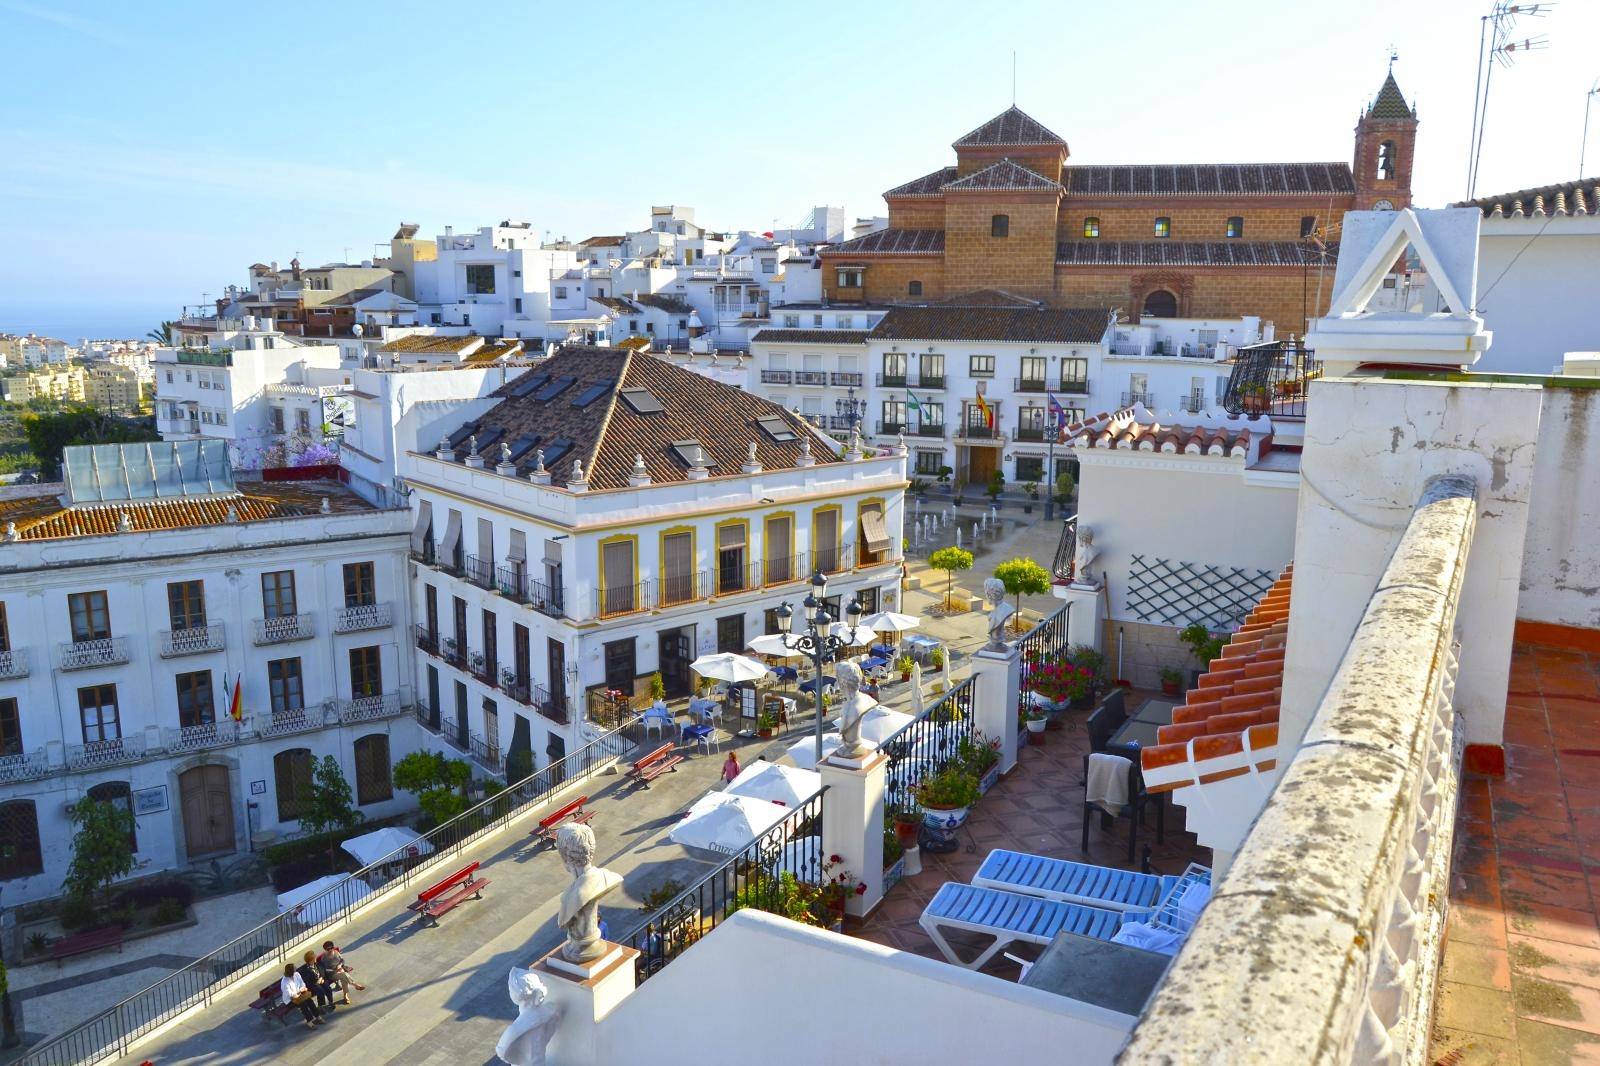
xmin=0 ymin=301 xmax=178 ymax=344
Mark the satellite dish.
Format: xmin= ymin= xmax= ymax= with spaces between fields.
xmin=352 ymin=323 xmax=365 ymax=337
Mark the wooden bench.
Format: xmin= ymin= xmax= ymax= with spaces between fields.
xmin=531 ymin=795 xmax=593 ymax=848
xmin=249 ymin=981 xmax=296 ymax=1026
xmin=625 ymin=743 xmax=683 ymax=787
xmin=407 ymin=861 xmax=490 ymax=926
xmin=51 ymin=925 xmax=123 ymax=964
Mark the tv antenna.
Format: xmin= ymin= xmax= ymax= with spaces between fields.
xmin=1466 ymin=2 xmax=1554 ymax=199
xmin=1582 ymin=77 xmax=1600 ymax=180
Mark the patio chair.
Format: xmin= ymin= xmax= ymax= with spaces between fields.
xmin=1086 ymin=691 xmax=1128 ymax=754
xmin=642 ymin=704 xmax=673 ymax=740
xmin=1081 ymin=753 xmax=1165 ymax=863
xmin=918 ymin=881 xmax=1125 ymax=970
xmin=692 ymin=727 xmax=719 ymax=756
xmin=972 ymin=848 xmax=1178 ymax=911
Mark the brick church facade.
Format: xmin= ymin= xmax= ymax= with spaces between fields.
xmin=820 ymin=74 xmax=1417 ymax=334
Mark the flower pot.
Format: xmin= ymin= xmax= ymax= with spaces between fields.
xmin=1160 ymin=679 xmax=1181 ymax=697
xmin=882 ymin=856 xmax=906 ymax=894
xmin=758 ymin=727 xmax=773 ymax=739
xmin=900 ymin=672 xmax=911 ymax=683
xmin=977 ymin=763 xmax=1001 ymax=795
xmin=1028 ymin=729 xmax=1044 ymax=745
xmin=922 ymin=805 xmax=970 ymax=831
xmin=1025 ymin=718 xmax=1046 ymax=734
xmin=894 ymin=820 xmax=920 ymax=850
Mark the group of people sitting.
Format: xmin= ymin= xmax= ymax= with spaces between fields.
xmin=278 ymin=941 xmax=367 ymax=1029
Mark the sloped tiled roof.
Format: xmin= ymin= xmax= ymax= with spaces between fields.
xmin=751 ymin=329 xmax=869 ymax=345
xmin=934 ymin=289 xmax=1044 ymax=308
xmin=462 ymin=340 xmax=525 ymax=365
xmin=1076 ymin=420 xmax=1253 ymax=456
xmin=952 ymin=106 xmax=1066 ymax=148
xmin=0 ymin=479 xmax=370 ymax=542
xmin=885 ymin=166 xmax=958 ymax=199
xmin=380 ymin=334 xmax=485 ymax=355
xmin=1064 ymin=162 xmax=1354 ymax=197
xmin=634 ymin=293 xmax=695 ymax=315
xmin=457 ymin=345 xmax=835 ymax=490
xmin=945 ymin=158 xmax=1063 ymax=193
xmin=868 ymin=306 xmax=1109 ymax=344
xmin=1056 ymin=240 xmax=1335 ymax=267
xmin=826 ymin=229 xmax=946 ymax=256
xmin=1141 ymin=566 xmax=1293 ymax=792
xmin=1454 ymin=179 xmax=1597 ymax=219
xmin=579 ymin=235 xmax=625 ymax=247
xmin=592 ymin=296 xmax=634 ymax=313
xmin=1366 ymin=73 xmax=1416 ymax=120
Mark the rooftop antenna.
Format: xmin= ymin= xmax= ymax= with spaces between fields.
xmin=1011 ymin=51 xmax=1017 ymax=106
xmin=1582 ymin=77 xmax=1600 ymax=180
xmin=1467 ymin=2 xmax=1554 ymax=199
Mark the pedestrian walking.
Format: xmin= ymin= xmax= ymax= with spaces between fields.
xmin=721 ymin=750 xmax=741 ymax=785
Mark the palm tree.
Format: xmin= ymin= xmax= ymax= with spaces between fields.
xmin=145 ymin=321 xmax=176 ymax=345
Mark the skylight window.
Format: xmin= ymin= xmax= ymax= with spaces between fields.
xmin=540 ymin=437 xmax=574 ymax=470
xmin=506 ymin=434 xmax=541 ymax=464
xmin=472 ymin=426 xmax=505 ymax=454
xmin=572 ymin=381 xmax=613 ymax=408
xmin=669 ymin=439 xmax=716 ymax=468
xmin=620 ymin=387 xmax=665 ymax=414
xmin=534 ymin=376 xmax=575 ymax=402
xmin=755 ymin=415 xmax=799 ymax=443
xmin=446 ymin=421 xmax=479 ymax=448
xmin=507 ymin=372 xmax=549 ymax=398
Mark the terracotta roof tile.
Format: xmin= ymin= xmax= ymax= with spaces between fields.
xmin=952 ymin=106 xmax=1066 ymax=148
xmin=1074 ymin=417 xmax=1253 ymax=456
xmin=634 ymin=293 xmax=694 ymax=315
xmin=1455 ymin=179 xmax=1598 ymax=219
xmin=826 ymin=229 xmax=945 ymax=256
xmin=885 ymin=166 xmax=958 ymax=199
xmin=944 ymin=158 xmax=1063 ymax=193
xmin=1064 ymin=162 xmax=1354 ymax=197
xmin=751 ymin=329 xmax=869 ymax=345
xmin=1056 ymin=240 xmax=1336 ymax=267
xmin=868 ymin=306 xmax=1108 ymax=344
xmin=380 ymin=334 xmax=486 ymax=354
xmin=1141 ymin=566 xmax=1294 ymax=792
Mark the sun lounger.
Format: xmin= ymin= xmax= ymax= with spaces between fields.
xmin=972 ymin=849 xmax=1180 ymax=911
xmin=918 ymin=882 xmax=1127 ymax=970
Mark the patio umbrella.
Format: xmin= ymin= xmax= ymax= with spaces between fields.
xmin=690 ymin=652 xmax=769 ymax=684
xmin=670 ymin=793 xmax=792 ymax=854
xmin=746 ymin=634 xmax=802 ymax=659
xmin=829 ymin=622 xmax=878 ymax=648
xmin=726 ymin=761 xmax=822 ymax=807
xmin=861 ymin=611 xmax=920 ymax=634
xmin=830 ymin=705 xmax=914 ymax=745
xmin=276 ymin=874 xmax=372 ymax=926
xmin=340 ymin=826 xmax=434 ymax=868
xmin=911 ymin=662 xmax=925 ymax=717
xmin=784 ymin=732 xmax=843 ymax=770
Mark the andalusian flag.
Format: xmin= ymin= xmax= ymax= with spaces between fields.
xmin=905 ymin=390 xmax=923 ymax=416
xmin=974 ymin=390 xmax=994 ymax=430
xmin=229 ymin=674 xmax=244 ymax=722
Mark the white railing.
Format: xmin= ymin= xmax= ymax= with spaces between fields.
xmin=0 ymin=648 xmax=28 ymax=679
xmin=66 ymin=734 xmax=149 ymax=771
xmin=0 ymin=749 xmax=49 ymax=783
xmin=59 ymin=636 xmax=131 ymax=671
xmin=159 ymin=623 xmax=225 ymax=658
xmin=1121 ymin=474 xmax=1475 ymax=1065
xmin=253 ymin=704 xmax=332 ymax=738
xmin=334 ymin=602 xmax=393 ymax=633
xmin=252 ymin=613 xmax=316 ymax=645
xmin=162 ymin=719 xmax=242 ymax=754
xmin=324 ymin=692 xmax=404 ymax=724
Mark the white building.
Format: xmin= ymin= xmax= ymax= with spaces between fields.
xmin=409 ymin=222 xmax=582 ymax=339
xmin=154 ymin=319 xmax=349 ymax=468
xmin=403 ymin=344 xmax=905 ymax=775
xmin=0 ymin=441 xmax=423 ymax=904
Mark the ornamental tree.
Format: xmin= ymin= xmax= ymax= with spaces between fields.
xmin=301 ymin=755 xmax=362 ymax=866
xmin=63 ymin=795 xmax=137 ymax=906
xmin=394 ymin=750 xmax=473 ymax=826
xmin=928 ymin=546 xmax=974 ymax=610
xmin=994 ymin=556 xmax=1051 ymax=628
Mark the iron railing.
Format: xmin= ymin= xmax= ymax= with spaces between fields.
xmin=413 ymin=624 xmax=439 ymax=656
xmin=468 ymin=733 xmax=504 ymax=775
xmin=913 ymin=423 xmax=945 ymax=438
xmin=0 ymin=749 xmax=49 ymax=783
xmin=334 ymin=602 xmax=392 ymax=633
xmin=656 ymin=570 xmax=707 ymax=608
xmin=1016 ymin=603 xmax=1072 ymax=726
xmin=64 ymin=735 xmax=148 ymax=772
xmin=1051 ymin=515 xmax=1078 ymax=583
xmin=252 ymin=614 xmax=315 ymax=645
xmin=1222 ymin=339 xmax=1321 ymax=420
xmin=494 ymin=563 xmax=565 ymax=618
xmin=22 ymin=714 xmax=641 ymax=1066
xmin=0 ymin=648 xmax=26 ymax=680
xmin=794 ymin=371 xmax=828 ymax=386
xmin=328 ymin=692 xmax=405 ymax=724
xmin=59 ymin=637 xmax=130 ymax=671
xmin=464 ymin=554 xmax=495 ymax=590
xmin=1121 ymin=390 xmax=1153 ymax=408
xmin=715 ymin=560 xmax=763 ymax=597
xmin=876 ymin=420 xmax=906 ymax=436
xmin=1013 ymin=377 xmax=1048 ymax=393
xmin=759 ymin=370 xmax=792 ymax=384
xmin=158 ymin=624 xmax=225 ymax=658
xmin=830 ymin=372 xmax=863 ymax=387
xmin=761 ymin=553 xmax=805 ymax=588
xmin=911 ymin=373 xmax=945 ymax=389
xmin=1059 ymin=376 xmax=1090 ymax=395
xmin=876 ymin=372 xmax=907 ymax=387
xmin=625 ymin=787 xmax=826 ymax=983
xmin=882 ymin=676 xmax=977 ymax=815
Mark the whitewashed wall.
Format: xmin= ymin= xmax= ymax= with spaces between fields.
xmin=1518 ymin=384 xmax=1600 ymax=629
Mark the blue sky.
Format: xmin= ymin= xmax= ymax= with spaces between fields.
xmin=2 ymin=0 xmax=1597 ymax=333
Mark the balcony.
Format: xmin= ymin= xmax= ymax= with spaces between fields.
xmin=794 ymin=371 xmax=828 ymax=386
xmin=1014 ymin=425 xmax=1048 ymax=442
xmin=66 ymin=734 xmax=149 ymax=771
xmin=327 ymin=692 xmax=406 ymax=724
xmin=494 ymin=564 xmax=566 ymax=619
xmin=761 ymin=554 xmax=805 ymax=588
xmin=830 ymin=372 xmax=863 ymax=388
xmin=159 ymin=623 xmax=225 ymax=658
xmin=59 ymin=636 xmax=131 ymax=671
xmin=0 ymin=648 xmax=28 ymax=680
xmin=335 ymin=602 xmax=393 ymax=633
xmin=1121 ymin=390 xmax=1153 ymax=408
xmin=468 ymin=734 xmax=503 ymax=775
xmin=253 ymin=613 xmax=315 ymax=646
xmin=1223 ymin=339 xmax=1321 ymax=420
xmin=876 ymin=421 xmax=906 ymax=436
xmin=913 ymin=423 xmax=945 ymax=438
xmin=469 ymin=654 xmax=499 ymax=689
xmin=1013 ymin=377 xmax=1048 ymax=393
xmin=656 ymin=570 xmax=708 ymax=609
xmin=910 ymin=374 xmax=945 ymax=390
xmin=0 ymin=749 xmax=49 ymax=784
xmin=1108 ymin=341 xmax=1147 ymax=357
xmin=254 ymin=705 xmax=331 ymax=739
xmin=163 ymin=719 xmax=242 ymax=755
xmin=1179 ymin=390 xmax=1207 ymax=414
xmin=594 ymin=582 xmax=648 ymax=620
xmin=759 ymin=370 xmax=792 ymax=385
xmin=714 ymin=560 xmax=764 ymax=598
xmin=1058 ymin=377 xmax=1090 ymax=395
xmin=410 ymin=546 xmax=438 ymax=568
xmin=464 ymin=554 xmax=495 ymax=590
xmin=876 ymin=372 xmax=907 ymax=388
xmin=954 ymin=424 xmax=997 ymax=441
xmin=414 ymin=624 xmax=440 ymax=656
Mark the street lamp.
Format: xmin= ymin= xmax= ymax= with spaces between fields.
xmin=835 ymin=386 xmax=865 ymax=437
xmin=777 ymin=570 xmax=864 ymax=764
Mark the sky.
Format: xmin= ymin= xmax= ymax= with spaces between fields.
xmin=2 ymin=0 xmax=1597 ymax=338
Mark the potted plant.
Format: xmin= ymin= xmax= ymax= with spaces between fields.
xmin=937 ymin=465 xmax=953 ymax=493
xmin=1024 ymin=481 xmax=1039 ymax=501
xmin=986 ymin=468 xmax=1005 ymax=505
xmin=648 ymin=671 xmax=666 ymax=702
xmin=1023 ymin=707 xmax=1048 ymax=738
xmin=889 ymin=804 xmax=921 ymax=851
xmin=1241 ymin=383 xmax=1270 ymax=415
xmin=1054 ymin=470 xmax=1076 ymax=510
xmin=1179 ymin=622 xmax=1227 ymax=685
xmin=895 ymin=654 xmax=914 ymax=683
xmin=756 ymin=708 xmax=778 ymax=739
xmin=960 ymin=733 xmax=1003 ymax=794
xmin=1158 ymin=666 xmax=1183 ymax=697
xmin=915 ymin=764 xmax=981 ymax=830
xmin=882 ymin=826 xmax=905 ymax=893
xmin=930 ymin=647 xmax=945 ymax=671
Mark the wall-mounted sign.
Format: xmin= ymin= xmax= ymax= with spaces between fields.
xmin=250 ymin=779 xmax=267 ymax=796
xmin=133 ymin=786 xmax=168 ymax=816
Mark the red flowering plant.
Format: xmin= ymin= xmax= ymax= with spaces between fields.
xmin=1025 ymin=658 xmax=1095 ymax=704
xmin=813 ymin=854 xmax=866 ymax=920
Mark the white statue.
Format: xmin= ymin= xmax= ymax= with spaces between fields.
xmin=1073 ymin=525 xmax=1100 ymax=587
xmin=556 ymin=824 xmax=623 ymax=963
xmin=833 ymin=660 xmax=878 ymax=758
xmin=495 ymin=967 xmax=559 ymax=1066
xmin=984 ymin=576 xmax=1015 ymax=651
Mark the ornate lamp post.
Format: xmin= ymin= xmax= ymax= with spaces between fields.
xmin=777 ymin=570 xmax=864 ymax=764
xmin=835 ymin=387 xmax=865 ymax=437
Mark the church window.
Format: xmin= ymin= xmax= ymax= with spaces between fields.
xmin=1225 ymin=217 xmax=1244 ymax=239
xmin=907 ymin=280 xmax=922 ymax=297
xmin=990 ymin=215 xmax=1009 ymax=238
xmin=1154 ymin=217 xmax=1171 ymax=239
xmin=1300 ymin=216 xmax=1316 ymax=238
xmin=1082 ymin=217 xmax=1100 ymax=239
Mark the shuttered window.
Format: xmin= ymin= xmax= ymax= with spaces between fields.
xmin=354 ymin=734 xmax=393 ymax=805
xmin=274 ymin=748 xmax=313 ymax=822
xmin=661 ymin=531 xmax=694 ymax=605
xmin=764 ymin=515 xmax=793 ymax=584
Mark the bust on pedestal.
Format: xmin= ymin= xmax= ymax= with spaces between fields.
xmin=556 ymin=823 xmax=623 ymax=969
xmin=1071 ymin=525 xmax=1101 ymax=590
xmin=983 ymin=577 xmax=1015 ymax=652
xmin=495 ymin=969 xmax=559 ymax=1066
xmin=832 ymin=660 xmax=878 ymax=762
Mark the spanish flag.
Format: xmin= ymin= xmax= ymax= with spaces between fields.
xmin=974 ymin=391 xmax=994 ymax=430
xmin=229 ymin=674 xmax=243 ymax=722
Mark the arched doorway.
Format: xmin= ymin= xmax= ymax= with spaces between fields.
xmin=179 ymin=764 xmax=235 ymax=858
xmin=1142 ymin=289 xmax=1178 ymax=318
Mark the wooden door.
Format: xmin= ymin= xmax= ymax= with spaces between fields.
xmin=659 ymin=627 xmax=693 ymax=698
xmin=604 ymin=638 xmax=636 ymax=695
xmin=967 ymin=446 xmax=997 ymax=485
xmin=179 ymin=765 xmax=235 ymax=858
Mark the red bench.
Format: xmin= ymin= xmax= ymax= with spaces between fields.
xmin=407 ymin=860 xmax=490 ymax=926
xmin=249 ymin=981 xmax=296 ymax=1026
xmin=531 ymin=795 xmax=594 ymax=848
xmin=51 ymin=925 xmax=123 ymax=964
xmin=626 ymin=743 xmax=683 ymax=787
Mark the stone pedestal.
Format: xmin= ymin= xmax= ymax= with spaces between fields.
xmin=533 ymin=941 xmax=638 ymax=1066
xmin=969 ymin=646 xmax=1021 ymax=775
xmin=1054 ymin=582 xmax=1104 ymax=653
xmin=819 ymin=748 xmax=888 ymax=917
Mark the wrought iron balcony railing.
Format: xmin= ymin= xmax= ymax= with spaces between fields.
xmin=159 ymin=623 xmax=226 ymax=658
xmin=253 ymin=613 xmax=315 ymax=645
xmin=335 ymin=602 xmax=392 ymax=633
xmin=794 ymin=371 xmax=828 ymax=386
xmin=59 ymin=636 xmax=131 ymax=671
xmin=759 ymin=370 xmax=791 ymax=384
xmin=1058 ymin=376 xmax=1090 ymax=395
xmin=66 ymin=734 xmax=148 ymax=771
xmin=326 ymin=692 xmax=404 ymax=724
xmin=1223 ymin=339 xmax=1321 ymax=420
xmin=830 ymin=372 xmax=863 ymax=387
xmin=163 ymin=719 xmax=242 ymax=754
xmin=0 ymin=648 xmax=28 ymax=680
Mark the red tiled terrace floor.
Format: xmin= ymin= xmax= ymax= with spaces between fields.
xmin=850 ymin=689 xmax=1210 ymax=979
xmin=1433 ymin=642 xmax=1600 ymax=1065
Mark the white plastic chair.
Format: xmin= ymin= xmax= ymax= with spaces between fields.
xmin=694 ymin=728 xmax=719 ymax=756
xmin=642 ymin=705 xmax=672 ymax=739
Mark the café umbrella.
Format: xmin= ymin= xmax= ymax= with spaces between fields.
xmin=277 ymin=874 xmax=372 ymax=927
xmin=670 ymin=793 xmax=793 ymax=855
xmin=861 ymin=611 xmax=920 ymax=634
xmin=726 ymin=761 xmax=822 ymax=807
xmin=341 ymin=826 xmax=434 ymax=868
xmin=690 ymin=652 xmax=770 ymax=684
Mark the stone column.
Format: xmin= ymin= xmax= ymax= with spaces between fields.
xmin=534 ymin=942 xmax=639 ymax=1066
xmin=819 ymin=748 xmax=888 ymax=917
xmin=1054 ymin=582 xmax=1103 ymax=652
xmin=969 ymin=645 xmax=1021 ymax=775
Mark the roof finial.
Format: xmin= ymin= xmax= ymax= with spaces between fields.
xmin=568 ymin=458 xmax=589 ymax=492
xmin=528 ymin=448 xmax=552 ymax=486
xmin=628 ymin=453 xmax=651 ymax=487
xmin=225 ymin=503 xmax=239 ymax=523
xmin=434 ymin=437 xmax=451 ymax=460
xmin=4 ymin=521 xmax=16 ymax=541
xmin=686 ymin=443 xmax=710 ymax=480
xmin=796 ymin=434 xmax=815 ymax=468
xmin=741 ymin=441 xmax=762 ymax=475
xmin=118 ymin=511 xmax=133 ymax=533
xmin=1387 ymin=44 xmax=1397 ymax=75
xmin=495 ymin=442 xmax=516 ymax=477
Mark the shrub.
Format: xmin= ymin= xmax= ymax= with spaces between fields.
xmin=483 ymin=778 xmax=506 ymax=798
xmin=25 ymin=932 xmax=50 ymax=956
xmin=59 ymin=894 xmax=99 ymax=932
xmin=994 ymin=557 xmax=1050 ymax=622
xmin=639 ymin=879 xmax=686 ymax=913
xmin=883 ymin=826 xmax=904 ymax=867
xmin=1179 ymin=623 xmax=1227 ymax=667
xmin=106 ymin=904 xmax=136 ymax=930
xmin=915 ymin=764 xmax=980 ymax=810
xmin=985 ymin=468 xmax=1005 ymax=500
xmin=63 ymin=795 xmax=136 ymax=908
xmin=151 ymin=897 xmax=187 ymax=926
xmin=113 ymin=880 xmax=195 ymax=911
xmin=928 ymin=546 xmax=975 ymax=611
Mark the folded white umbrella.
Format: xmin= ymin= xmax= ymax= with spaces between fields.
xmin=784 ymin=732 xmax=843 ymax=770
xmin=746 ymin=634 xmax=802 ymax=659
xmin=340 ymin=826 xmax=434 ymax=868
xmin=726 ymin=761 xmax=822 ymax=807
xmin=830 ymin=705 xmax=915 ymax=745
xmin=670 ymin=793 xmax=792 ymax=854
xmin=691 ymin=652 xmax=770 ymax=683
xmin=829 ymin=622 xmax=878 ymax=647
xmin=861 ymin=611 xmax=920 ymax=633
xmin=911 ymin=662 xmax=925 ymax=717
xmin=277 ymin=874 xmax=372 ymax=926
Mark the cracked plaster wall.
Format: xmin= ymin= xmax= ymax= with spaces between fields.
xmin=1281 ymin=376 xmax=1541 ymax=753
xmin=1518 ymin=385 xmax=1600 ymax=629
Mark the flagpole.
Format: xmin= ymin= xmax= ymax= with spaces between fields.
xmin=1045 ymin=406 xmax=1057 ymax=520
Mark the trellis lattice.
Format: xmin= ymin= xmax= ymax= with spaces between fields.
xmin=1126 ymin=555 xmax=1277 ymax=630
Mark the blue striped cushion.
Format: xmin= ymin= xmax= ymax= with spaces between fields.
xmin=976 ymin=849 xmax=1163 ymax=908
xmin=927 ymin=883 xmax=1122 ymax=942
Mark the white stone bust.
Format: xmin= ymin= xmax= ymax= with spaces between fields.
xmin=556 ymin=824 xmax=623 ymax=962
xmin=984 ymin=576 xmax=1015 ymax=651
xmin=1073 ymin=525 xmax=1100 ymax=587
xmin=833 ymin=660 xmax=878 ymax=757
xmin=495 ymin=967 xmax=559 ymax=1066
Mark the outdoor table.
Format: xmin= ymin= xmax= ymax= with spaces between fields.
xmin=682 ymin=723 xmax=714 ymax=746
xmin=1129 ymin=699 xmax=1176 ymax=726
xmin=907 ymin=635 xmax=940 ymax=664
xmin=799 ymin=675 xmax=836 ymax=694
xmin=1022 ymin=931 xmax=1171 ymax=1014
xmin=870 ymin=644 xmax=897 ymax=659
xmin=772 ymin=666 xmax=798 ymax=683
xmin=688 ymin=698 xmax=717 ymax=722
xmin=862 ymin=656 xmax=890 ymax=671
xmin=1105 ymin=717 xmax=1163 ymax=760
